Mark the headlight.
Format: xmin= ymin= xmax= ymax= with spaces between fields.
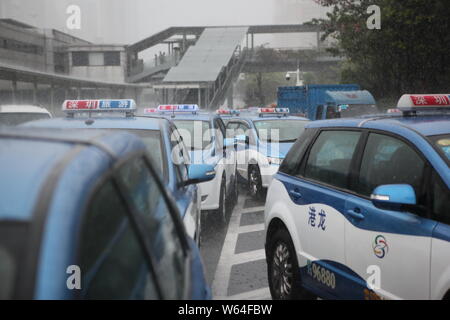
xmin=267 ymin=157 xmax=282 ymax=165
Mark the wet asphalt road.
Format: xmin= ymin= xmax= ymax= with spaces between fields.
xmin=200 ymin=182 xmax=271 ymax=300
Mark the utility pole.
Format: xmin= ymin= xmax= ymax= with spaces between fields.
xmin=286 ymin=62 xmax=304 ymax=86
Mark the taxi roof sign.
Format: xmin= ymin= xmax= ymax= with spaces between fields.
xmin=143 ymin=108 xmax=157 ymax=114
xmin=397 ymin=94 xmax=450 ymax=111
xmin=257 ymin=107 xmax=290 ymax=114
xmin=63 ymin=99 xmax=136 ymax=113
xmin=216 ymin=109 xmax=240 ymax=115
xmin=157 ymin=104 xmax=199 ymax=113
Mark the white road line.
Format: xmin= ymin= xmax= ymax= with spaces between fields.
xmin=212 ymin=195 xmax=268 ymax=300
xmin=232 ymin=249 xmax=266 ymax=265
xmin=212 ymin=196 xmax=245 ymax=298
xmin=241 ymin=206 xmax=265 ymax=214
xmin=223 ymin=287 xmax=272 ymax=300
xmin=238 ymin=223 xmax=265 ymax=234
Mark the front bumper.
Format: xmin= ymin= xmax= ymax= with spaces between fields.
xmin=260 ymin=164 xmax=280 ymax=188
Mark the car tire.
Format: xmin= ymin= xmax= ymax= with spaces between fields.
xmin=216 ymin=178 xmax=227 ymax=223
xmin=267 ymin=228 xmax=314 ymax=300
xmin=232 ymin=168 xmax=239 ymax=205
xmin=248 ymin=165 xmax=263 ymax=199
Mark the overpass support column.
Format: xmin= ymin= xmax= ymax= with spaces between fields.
xmin=33 ymin=80 xmax=38 ymax=105
xmin=198 ymin=88 xmax=202 ymax=107
xmin=11 ymin=79 xmax=17 ymax=104
xmin=50 ymin=83 xmax=54 ymax=113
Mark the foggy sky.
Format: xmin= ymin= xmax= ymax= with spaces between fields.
xmin=0 ymin=0 xmax=327 ymax=44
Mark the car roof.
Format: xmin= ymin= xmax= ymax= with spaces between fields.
xmin=0 ymin=105 xmax=51 ymax=114
xmin=151 ymin=112 xmax=215 ymax=122
xmin=22 ymin=115 xmax=166 ymax=131
xmin=235 ymin=114 xmax=310 ymax=122
xmin=0 ymin=127 xmax=147 ymax=222
xmin=306 ymin=114 xmax=450 ymax=137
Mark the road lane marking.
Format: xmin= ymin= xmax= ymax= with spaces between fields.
xmin=224 ymin=287 xmax=271 ymax=300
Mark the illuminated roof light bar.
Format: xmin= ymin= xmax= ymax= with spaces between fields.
xmin=397 ymin=94 xmax=450 ymax=112
xmin=62 ymin=99 xmax=137 ymax=117
xmin=157 ymin=104 xmax=199 ymax=114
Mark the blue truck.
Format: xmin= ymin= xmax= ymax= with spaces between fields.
xmin=277 ymin=84 xmax=378 ymax=120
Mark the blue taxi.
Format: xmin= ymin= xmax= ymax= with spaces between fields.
xmin=265 ymin=94 xmax=450 ymax=300
xmin=0 ymin=127 xmax=211 ymax=299
xmin=144 ymin=105 xmax=238 ymax=222
xmin=224 ymin=108 xmax=309 ymax=199
xmin=23 ymin=100 xmax=208 ymax=245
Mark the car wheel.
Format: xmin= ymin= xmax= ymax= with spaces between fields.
xmin=232 ymin=168 xmax=239 ymax=205
xmin=267 ymin=228 xmax=314 ymax=300
xmin=216 ymin=179 xmax=226 ymax=223
xmin=196 ymin=208 xmax=202 ymax=248
xmin=248 ymin=165 xmax=263 ymax=199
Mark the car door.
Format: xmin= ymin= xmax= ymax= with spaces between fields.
xmin=230 ymin=121 xmax=252 ymax=179
xmin=169 ymin=126 xmax=199 ymax=241
xmin=214 ymin=118 xmax=232 ymax=189
xmin=345 ymin=132 xmax=436 ymax=300
xmin=289 ymin=129 xmax=363 ymax=298
xmin=429 ymin=170 xmax=450 ymax=300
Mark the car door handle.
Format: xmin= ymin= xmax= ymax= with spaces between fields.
xmin=289 ymin=190 xmax=302 ymax=199
xmin=347 ymin=209 xmax=365 ymax=220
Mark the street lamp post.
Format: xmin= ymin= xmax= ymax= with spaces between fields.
xmin=286 ymin=65 xmax=304 ymax=86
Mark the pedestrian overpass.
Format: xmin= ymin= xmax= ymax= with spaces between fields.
xmin=126 ymin=24 xmax=340 ymax=109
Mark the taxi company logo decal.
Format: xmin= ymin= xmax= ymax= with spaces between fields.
xmin=372 ymin=235 xmax=389 ymax=259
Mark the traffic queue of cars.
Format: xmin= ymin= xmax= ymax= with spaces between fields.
xmin=1 ymin=93 xmax=449 ymax=300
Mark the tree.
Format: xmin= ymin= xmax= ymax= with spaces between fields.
xmin=310 ymin=0 xmax=450 ymax=100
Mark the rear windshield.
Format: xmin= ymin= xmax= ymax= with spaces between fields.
xmin=430 ymin=134 xmax=450 ymax=166
xmin=0 ymin=113 xmax=51 ymax=126
xmin=254 ymin=119 xmax=309 ymax=143
xmin=327 ymin=104 xmax=379 ymax=119
xmin=173 ymin=120 xmax=212 ymax=150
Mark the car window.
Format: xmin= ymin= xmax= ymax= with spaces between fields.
xmin=126 ymin=129 xmax=165 ymax=177
xmin=78 ymin=179 xmax=158 ymax=300
xmin=253 ymin=119 xmax=309 ymax=143
xmin=429 ymin=134 xmax=450 ymax=166
xmin=304 ymin=130 xmax=361 ymax=189
xmin=356 ymin=133 xmax=426 ymax=202
xmin=174 ymin=120 xmax=212 ymax=150
xmin=431 ymin=172 xmax=450 ymax=225
xmin=117 ymin=157 xmax=187 ymax=300
xmin=280 ymin=128 xmax=317 ymax=176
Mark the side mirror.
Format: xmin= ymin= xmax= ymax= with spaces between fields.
xmin=371 ymin=184 xmax=417 ymax=211
xmin=235 ymin=134 xmax=249 ymax=145
xmin=184 ymin=164 xmax=216 ymax=186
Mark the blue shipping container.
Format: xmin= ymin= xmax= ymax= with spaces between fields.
xmin=277 ymin=84 xmax=360 ymax=120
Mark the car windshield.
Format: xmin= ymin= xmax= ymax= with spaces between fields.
xmin=430 ymin=134 xmax=450 ymax=166
xmin=0 ymin=113 xmax=50 ymax=126
xmin=338 ymin=104 xmax=379 ymax=118
xmin=123 ymin=129 xmax=165 ymax=176
xmin=254 ymin=119 xmax=308 ymax=143
xmin=173 ymin=120 xmax=212 ymax=150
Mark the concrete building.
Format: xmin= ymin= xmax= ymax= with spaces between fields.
xmin=0 ymin=18 xmax=90 ymax=73
xmin=66 ymin=44 xmax=127 ymax=83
